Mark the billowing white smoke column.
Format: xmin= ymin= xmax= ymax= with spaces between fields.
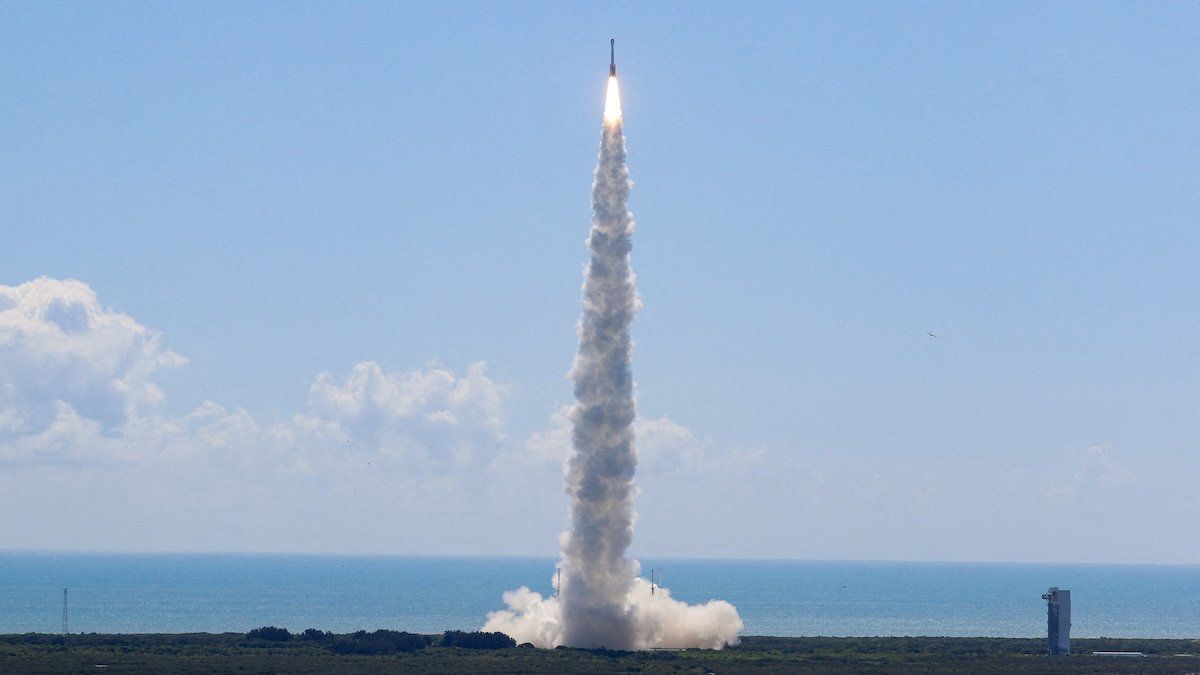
xmin=483 ymin=76 xmax=742 ymax=650
xmin=559 ymin=74 xmax=641 ymax=650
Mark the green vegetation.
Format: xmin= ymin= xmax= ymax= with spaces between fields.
xmin=246 ymin=626 xmax=292 ymax=642
xmin=1 ymin=632 xmax=1197 ymax=673
xmin=324 ymin=630 xmax=431 ymax=655
xmin=246 ymin=627 xmax=510 ymax=654
xmin=438 ymin=630 xmax=516 ymax=650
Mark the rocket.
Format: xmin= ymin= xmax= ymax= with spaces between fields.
xmin=609 ymin=38 xmax=616 ymax=77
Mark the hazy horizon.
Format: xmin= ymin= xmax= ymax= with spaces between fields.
xmin=5 ymin=548 xmax=1200 ymax=570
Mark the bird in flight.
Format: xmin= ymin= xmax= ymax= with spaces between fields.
xmin=925 ymin=331 xmax=938 ymax=338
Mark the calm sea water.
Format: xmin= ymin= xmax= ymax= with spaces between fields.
xmin=1 ymin=553 xmax=1198 ymax=638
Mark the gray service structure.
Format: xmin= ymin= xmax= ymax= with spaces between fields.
xmin=1042 ymin=587 xmax=1070 ymax=655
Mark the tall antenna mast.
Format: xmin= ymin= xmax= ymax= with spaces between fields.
xmin=62 ymin=588 xmax=68 ymax=636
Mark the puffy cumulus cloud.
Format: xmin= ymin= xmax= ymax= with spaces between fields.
xmin=482 ymin=575 xmax=742 ymax=649
xmin=297 ymin=360 xmax=510 ymax=468
xmin=635 ymin=416 xmax=766 ymax=475
xmin=0 ymin=278 xmax=512 ymax=471
xmin=308 ymin=361 xmax=506 ymax=433
xmin=0 ymin=278 xmax=185 ymax=436
xmin=0 ymin=401 xmax=122 ymax=465
xmin=0 ymin=277 xmax=758 ymax=559
xmin=509 ymin=406 xmax=764 ymax=475
xmin=1048 ymin=444 xmax=1133 ymax=498
xmin=514 ymin=406 xmax=574 ymax=466
xmin=1073 ymin=444 xmax=1132 ymax=487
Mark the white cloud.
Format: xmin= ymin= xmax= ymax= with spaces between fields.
xmin=1 ymin=400 xmax=119 ymax=465
xmin=1075 ymin=444 xmax=1132 ymax=487
xmin=0 ymin=278 xmax=511 ymax=471
xmin=509 ymin=405 xmax=763 ymax=475
xmin=299 ymin=360 xmax=509 ymax=467
xmin=1048 ymin=443 xmax=1133 ymax=498
xmin=0 ymin=277 xmax=185 ymax=447
xmin=1 ymin=277 xmax=1188 ymax=563
xmin=0 ymin=277 xmax=761 ymax=556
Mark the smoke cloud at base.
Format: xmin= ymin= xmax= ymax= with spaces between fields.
xmin=483 ymin=575 xmax=743 ymax=650
xmin=484 ymin=77 xmax=743 ymax=650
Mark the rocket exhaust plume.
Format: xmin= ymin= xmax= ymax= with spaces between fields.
xmin=484 ymin=41 xmax=742 ymax=650
xmin=559 ymin=58 xmax=638 ymax=650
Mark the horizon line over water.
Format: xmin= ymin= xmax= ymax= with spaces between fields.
xmin=2 ymin=553 xmax=1198 ymax=638
xmin=5 ymin=549 xmax=1199 ymax=567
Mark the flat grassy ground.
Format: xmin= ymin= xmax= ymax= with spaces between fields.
xmin=2 ymin=633 xmax=1199 ymax=673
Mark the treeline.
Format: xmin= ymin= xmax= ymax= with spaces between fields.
xmin=245 ymin=627 xmax=518 ymax=654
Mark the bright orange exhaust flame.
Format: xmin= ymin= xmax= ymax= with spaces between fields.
xmin=604 ymin=76 xmax=622 ymax=123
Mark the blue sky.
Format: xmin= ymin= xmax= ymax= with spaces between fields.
xmin=1 ymin=2 xmax=1197 ymax=563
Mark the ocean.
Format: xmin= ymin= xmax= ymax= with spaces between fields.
xmin=1 ymin=553 xmax=1198 ymax=638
